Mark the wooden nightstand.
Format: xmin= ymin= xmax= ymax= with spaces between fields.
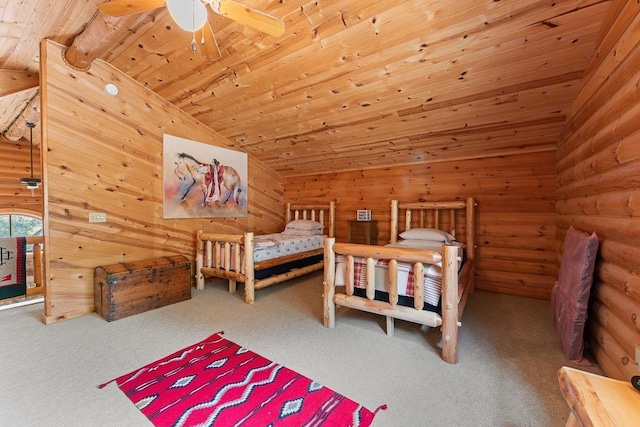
xmin=347 ymin=220 xmax=377 ymax=245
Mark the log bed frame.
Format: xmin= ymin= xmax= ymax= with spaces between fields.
xmin=196 ymin=201 xmax=335 ymax=304
xmin=323 ymin=198 xmax=475 ymax=364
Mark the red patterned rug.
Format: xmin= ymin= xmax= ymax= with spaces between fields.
xmin=100 ymin=332 xmax=386 ymax=426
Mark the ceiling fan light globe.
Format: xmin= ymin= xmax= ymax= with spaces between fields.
xmin=166 ymin=0 xmax=208 ymax=32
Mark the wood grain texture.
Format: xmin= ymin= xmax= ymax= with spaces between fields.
xmin=556 ymin=0 xmax=640 ymax=380
xmin=0 ymin=138 xmax=42 ymax=213
xmin=285 ymin=150 xmax=558 ymax=299
xmin=42 ymin=40 xmax=283 ymax=323
xmin=0 ymin=0 xmax=612 ymax=177
xmin=558 ymin=366 xmax=640 ymax=426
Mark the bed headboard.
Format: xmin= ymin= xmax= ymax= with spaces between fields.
xmin=285 ymin=201 xmax=336 ymax=238
xmin=390 ymin=198 xmax=475 ymax=260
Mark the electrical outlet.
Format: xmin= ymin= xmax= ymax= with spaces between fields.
xmin=636 ymin=345 xmax=640 ymax=371
xmin=89 ymin=212 xmax=107 ymax=223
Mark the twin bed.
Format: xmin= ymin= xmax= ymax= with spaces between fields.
xmin=196 ymin=202 xmax=335 ymax=304
xmin=195 ymin=198 xmax=476 ymax=363
xmin=323 ymin=198 xmax=476 ymax=364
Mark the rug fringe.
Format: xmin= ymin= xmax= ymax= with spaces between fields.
xmin=373 ymin=404 xmax=388 ymax=415
xmin=98 ymin=379 xmax=115 ymax=389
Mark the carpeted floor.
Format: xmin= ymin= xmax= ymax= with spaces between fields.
xmin=0 ymin=272 xmax=601 ymax=426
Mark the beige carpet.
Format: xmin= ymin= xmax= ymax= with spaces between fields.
xmin=0 ymin=272 xmax=601 ymax=426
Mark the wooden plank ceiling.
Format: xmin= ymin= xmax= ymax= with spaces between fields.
xmin=0 ymin=0 xmax=612 ymax=176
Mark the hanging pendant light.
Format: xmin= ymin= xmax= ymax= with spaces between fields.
xmin=19 ymin=122 xmax=41 ymax=196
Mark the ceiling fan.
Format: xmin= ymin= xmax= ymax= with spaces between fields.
xmin=0 ymin=123 xmax=41 ymax=196
xmin=97 ymin=0 xmax=285 ymax=59
xmin=20 ymin=123 xmax=41 ymax=196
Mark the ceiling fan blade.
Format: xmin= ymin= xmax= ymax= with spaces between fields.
xmin=97 ymin=0 xmax=166 ymax=17
xmin=212 ymin=0 xmax=285 ymax=37
xmin=196 ymin=21 xmax=222 ymax=60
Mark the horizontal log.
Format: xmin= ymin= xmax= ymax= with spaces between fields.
xmin=595 ymin=260 xmax=640 ymax=304
xmin=333 ymin=293 xmax=442 ymax=328
xmin=556 ymin=214 xmax=640 ymax=248
xmin=332 ymin=242 xmax=442 ymax=264
xmin=586 ymin=337 xmax=626 ymax=381
xmin=591 ymin=300 xmax=637 ymax=362
xmin=592 ymin=282 xmax=640 ymax=333
xmin=556 ymin=190 xmax=640 ymax=217
xmin=398 ymin=201 xmax=467 ymax=209
xmin=199 ymin=233 xmax=245 ymax=244
xmin=589 ymin=318 xmax=637 ymax=381
xmin=558 ymin=126 xmax=640 ymax=186
xmin=200 ymin=267 xmax=244 ymax=283
xmin=254 ymin=262 xmax=323 ymax=289
xmin=557 ymin=159 xmax=640 ymax=200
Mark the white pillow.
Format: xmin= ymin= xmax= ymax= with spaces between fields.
xmin=281 ymin=228 xmax=323 ymax=236
xmin=285 ymin=219 xmax=324 ymax=231
xmin=397 ymin=239 xmax=444 ymax=249
xmin=399 ymin=228 xmax=455 ymax=243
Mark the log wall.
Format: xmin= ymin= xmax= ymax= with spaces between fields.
xmin=41 ymin=40 xmax=283 ymax=323
xmin=0 ymin=138 xmax=42 ymax=216
xmin=284 ymin=150 xmax=558 ymax=299
xmin=556 ymin=1 xmax=640 ymax=380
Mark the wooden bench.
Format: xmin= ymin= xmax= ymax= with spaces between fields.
xmin=558 ymin=366 xmax=640 ymax=426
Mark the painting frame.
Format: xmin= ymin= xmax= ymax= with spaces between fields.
xmin=162 ymin=134 xmax=248 ymax=219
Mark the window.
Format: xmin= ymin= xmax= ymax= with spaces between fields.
xmin=0 ymin=214 xmax=42 ymax=251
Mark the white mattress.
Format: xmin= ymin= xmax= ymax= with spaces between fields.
xmin=252 ymin=233 xmax=324 ymax=262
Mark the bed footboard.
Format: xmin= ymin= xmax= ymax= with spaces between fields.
xmin=196 ymin=230 xmax=255 ymax=301
xmin=196 ymin=230 xmax=325 ymax=304
xmin=323 ymin=237 xmax=461 ymax=364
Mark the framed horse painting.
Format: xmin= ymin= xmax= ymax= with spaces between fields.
xmin=162 ymin=134 xmax=248 ymax=218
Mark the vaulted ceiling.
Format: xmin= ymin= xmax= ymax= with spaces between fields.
xmin=1 ymin=0 xmax=612 ymax=176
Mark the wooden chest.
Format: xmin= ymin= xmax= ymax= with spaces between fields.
xmin=94 ymin=255 xmax=192 ymax=321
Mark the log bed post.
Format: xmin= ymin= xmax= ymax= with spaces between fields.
xmin=323 ymin=237 xmax=336 ymax=328
xmin=466 ymin=197 xmax=475 ymax=261
xmin=390 ymin=200 xmax=399 ymax=243
xmin=442 ymin=244 xmax=460 ymax=364
xmin=196 ymin=230 xmax=205 ymax=290
xmin=328 ymin=201 xmax=336 ymax=238
xmin=244 ymin=233 xmax=255 ymax=304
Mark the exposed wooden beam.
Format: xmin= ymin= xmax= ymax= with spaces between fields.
xmin=2 ymin=93 xmax=41 ymax=143
xmin=63 ymin=12 xmax=141 ymax=71
xmin=0 ymin=69 xmax=39 ymax=97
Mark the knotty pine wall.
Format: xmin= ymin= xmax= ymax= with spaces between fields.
xmin=556 ymin=0 xmax=640 ymax=381
xmin=0 ymin=138 xmax=42 ymax=216
xmin=41 ymin=40 xmax=283 ymax=323
xmin=284 ymin=150 xmax=558 ymax=300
